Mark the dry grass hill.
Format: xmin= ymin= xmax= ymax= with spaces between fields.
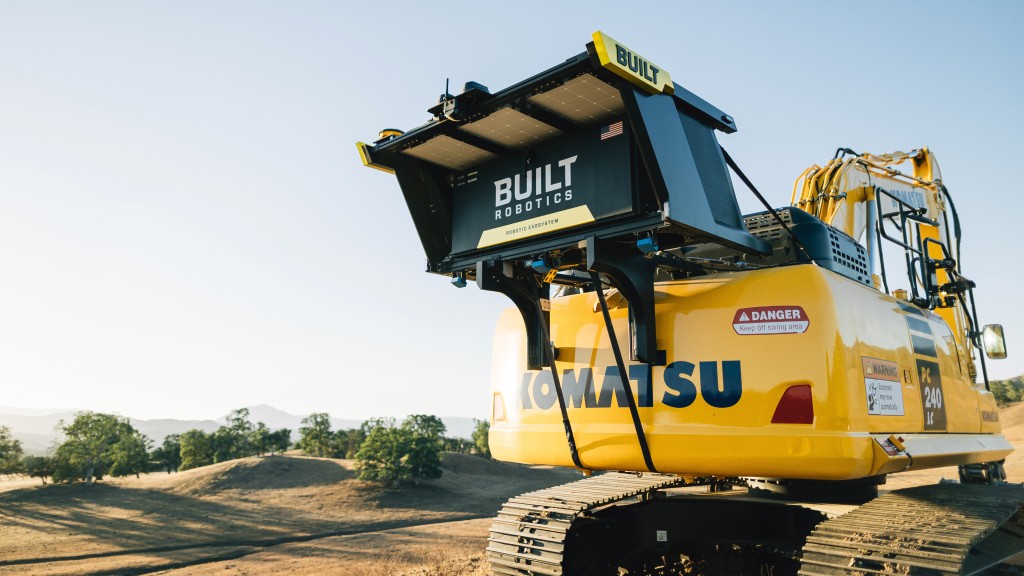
xmin=0 ymin=404 xmax=1021 ymax=575
xmin=0 ymin=453 xmax=578 ymax=575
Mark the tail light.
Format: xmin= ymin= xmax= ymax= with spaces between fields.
xmin=492 ymin=393 xmax=507 ymax=423
xmin=771 ymin=384 xmax=813 ymax=424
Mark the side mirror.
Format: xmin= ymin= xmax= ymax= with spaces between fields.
xmin=982 ymin=324 xmax=1007 ymax=359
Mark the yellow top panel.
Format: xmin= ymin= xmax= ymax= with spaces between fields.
xmin=591 ymin=31 xmax=674 ymax=95
xmin=356 ymin=141 xmax=395 ymax=174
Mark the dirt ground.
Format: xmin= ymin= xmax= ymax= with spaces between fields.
xmin=151 ymin=518 xmax=494 ymax=576
xmin=0 ymin=454 xmax=578 ymax=575
xmin=885 ymin=401 xmax=1024 ymax=490
xmin=1 ymin=404 xmax=1021 ymax=576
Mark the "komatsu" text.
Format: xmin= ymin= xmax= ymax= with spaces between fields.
xmin=518 ymin=360 xmax=742 ymax=410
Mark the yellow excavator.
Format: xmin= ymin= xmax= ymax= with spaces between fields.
xmin=358 ymin=31 xmax=1020 ymax=575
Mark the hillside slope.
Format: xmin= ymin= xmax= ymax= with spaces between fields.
xmin=0 ymin=453 xmax=579 ymax=576
xmin=1001 ymin=401 xmax=1024 ymax=432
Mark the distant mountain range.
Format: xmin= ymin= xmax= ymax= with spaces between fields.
xmin=0 ymin=404 xmax=478 ymax=455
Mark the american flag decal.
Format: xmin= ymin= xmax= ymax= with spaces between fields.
xmin=600 ymin=120 xmax=624 ymax=140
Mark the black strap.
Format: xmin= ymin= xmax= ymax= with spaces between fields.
xmin=535 ymin=300 xmax=586 ymax=470
xmin=591 ymin=271 xmax=658 ymax=473
xmin=721 ymin=146 xmax=815 ymax=263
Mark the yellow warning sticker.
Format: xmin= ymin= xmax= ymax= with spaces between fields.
xmin=863 ymin=357 xmax=905 ymax=416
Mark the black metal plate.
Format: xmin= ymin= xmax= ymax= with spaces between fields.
xmin=451 ymin=120 xmax=634 ymax=254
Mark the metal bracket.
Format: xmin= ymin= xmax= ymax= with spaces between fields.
xmin=586 ymin=236 xmax=663 ymax=365
xmin=476 ymin=260 xmax=549 ymax=370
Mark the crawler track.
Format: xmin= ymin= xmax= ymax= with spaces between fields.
xmin=799 ymin=483 xmax=1024 ymax=576
xmin=489 ymin=477 xmax=1024 ymax=576
xmin=486 ymin=472 xmax=685 ymax=575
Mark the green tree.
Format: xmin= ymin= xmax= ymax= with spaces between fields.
xmin=339 ymin=428 xmax=365 ymax=459
xmin=443 ymin=437 xmax=471 ymax=453
xmin=401 ymin=415 xmax=445 ymax=482
xmin=211 ymin=427 xmax=236 ymax=463
xmin=1007 ymin=380 xmax=1024 ymax=404
xmin=0 ymin=426 xmax=24 ymax=475
xmin=226 ymin=408 xmax=254 ymax=457
xmin=356 ymin=415 xmax=447 ymax=487
xmin=298 ymin=412 xmax=334 ymax=457
xmin=109 ymin=427 xmax=152 ymax=478
xmin=267 ymin=428 xmax=291 ymax=455
xmin=356 ymin=418 xmax=413 ymax=487
xmin=208 ymin=408 xmax=255 ymax=462
xmin=179 ymin=429 xmax=214 ymax=470
xmin=991 ymin=378 xmax=1023 ymax=406
xmin=53 ymin=412 xmax=127 ymax=484
xmin=328 ymin=430 xmax=346 ymax=457
xmin=472 ymin=419 xmax=491 ymax=458
xmin=52 ymin=448 xmax=88 ymax=483
xmin=991 ymin=380 xmax=1009 ymax=405
xmin=23 ymin=455 xmax=53 ymax=484
xmin=152 ymin=434 xmax=182 ymax=473
xmin=251 ymin=422 xmax=271 ymax=456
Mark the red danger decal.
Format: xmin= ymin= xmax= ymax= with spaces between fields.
xmin=733 ymin=306 xmax=810 ymax=335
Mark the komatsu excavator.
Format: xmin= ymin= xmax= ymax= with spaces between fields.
xmin=358 ymin=31 xmax=1021 ymax=575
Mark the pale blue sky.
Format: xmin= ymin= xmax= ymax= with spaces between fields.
xmin=1 ymin=1 xmax=1021 ymax=421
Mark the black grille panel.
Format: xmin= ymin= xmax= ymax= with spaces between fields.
xmin=680 ymin=112 xmax=742 ymax=228
xmin=743 ymin=207 xmax=872 ymax=286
